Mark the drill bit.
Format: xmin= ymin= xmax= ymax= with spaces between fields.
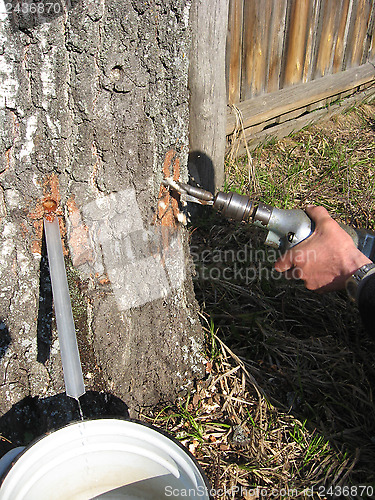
xmin=162 ymin=178 xmax=214 ymax=205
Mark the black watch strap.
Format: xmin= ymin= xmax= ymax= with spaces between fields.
xmin=345 ymin=263 xmax=375 ymax=302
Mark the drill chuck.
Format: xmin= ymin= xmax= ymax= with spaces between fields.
xmin=213 ymin=192 xmax=254 ymax=222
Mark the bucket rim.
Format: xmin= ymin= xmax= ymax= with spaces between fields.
xmin=0 ymin=416 xmax=213 ymax=499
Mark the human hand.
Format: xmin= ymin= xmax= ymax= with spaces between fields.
xmin=274 ymin=205 xmax=372 ymax=292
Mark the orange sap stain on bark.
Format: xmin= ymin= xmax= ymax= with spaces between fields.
xmin=157 ymin=150 xmax=182 ymax=228
xmin=28 ymin=174 xmax=67 ymax=255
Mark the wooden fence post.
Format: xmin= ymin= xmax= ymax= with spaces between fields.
xmin=189 ymin=0 xmax=229 ymax=192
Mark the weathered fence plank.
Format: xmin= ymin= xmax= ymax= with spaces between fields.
xmin=241 ymin=0 xmax=270 ymax=100
xmin=302 ymin=0 xmax=321 ymax=82
xmin=282 ymin=0 xmax=311 ymax=86
xmin=266 ymin=0 xmax=288 ymax=93
xmin=369 ymin=3 xmax=375 ymax=58
xmin=332 ymin=0 xmax=351 ymax=72
xmin=227 ymin=0 xmax=375 ymax=102
xmin=227 ymin=0 xmax=244 ymax=104
xmin=345 ymin=0 xmax=373 ymax=68
xmin=229 ymin=85 xmax=375 ymax=156
xmin=362 ymin=1 xmax=375 ymax=62
xmin=314 ymin=0 xmax=341 ymax=78
xmin=227 ymin=62 xmax=375 ymax=135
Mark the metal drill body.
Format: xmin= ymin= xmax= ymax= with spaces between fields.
xmin=211 ymin=190 xmax=375 ymax=261
xmin=212 ymin=192 xmax=314 ymax=252
xmin=161 ymin=179 xmax=375 ymax=261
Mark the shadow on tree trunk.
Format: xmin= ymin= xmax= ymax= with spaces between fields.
xmin=0 ymin=320 xmax=10 ymax=361
xmin=36 ymin=230 xmax=53 ymax=365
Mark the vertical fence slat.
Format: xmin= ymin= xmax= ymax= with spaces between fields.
xmin=344 ymin=0 xmax=372 ymax=69
xmin=362 ymin=0 xmax=375 ymax=63
xmin=266 ymin=0 xmax=288 ymax=93
xmin=257 ymin=0 xmax=273 ymax=96
xmin=370 ymin=23 xmax=375 ymax=59
xmin=314 ymin=0 xmax=342 ymax=78
xmin=341 ymin=0 xmax=355 ymax=69
xmin=241 ymin=0 xmax=272 ymax=100
xmin=333 ymin=0 xmax=352 ymax=72
xmin=302 ymin=0 xmax=322 ymax=82
xmin=352 ymin=0 xmax=372 ymax=66
xmin=282 ymin=0 xmax=311 ymax=87
xmin=240 ymin=0 xmax=255 ymax=101
xmin=226 ymin=0 xmax=244 ymax=104
xmin=369 ymin=1 xmax=375 ymax=59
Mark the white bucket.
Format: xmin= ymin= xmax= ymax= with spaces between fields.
xmin=0 ymin=419 xmax=211 ymax=499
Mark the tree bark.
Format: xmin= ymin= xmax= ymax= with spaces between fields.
xmin=0 ymin=0 xmax=204 ymax=425
xmin=189 ymin=0 xmax=229 ymax=192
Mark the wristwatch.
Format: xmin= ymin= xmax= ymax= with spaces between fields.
xmin=345 ymin=263 xmax=375 ymax=302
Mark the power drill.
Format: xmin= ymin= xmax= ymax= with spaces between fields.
xmin=162 ymin=179 xmax=375 ymax=262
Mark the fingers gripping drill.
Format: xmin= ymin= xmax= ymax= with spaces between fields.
xmin=162 ymin=178 xmax=375 ymax=261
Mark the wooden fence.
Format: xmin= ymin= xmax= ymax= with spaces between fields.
xmin=226 ymin=0 xmax=375 ymax=153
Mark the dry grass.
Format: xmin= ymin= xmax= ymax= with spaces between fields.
xmin=144 ymin=322 xmax=356 ymax=499
xmin=144 ymin=102 xmax=375 ymax=499
xmin=225 ymin=103 xmax=375 ymax=228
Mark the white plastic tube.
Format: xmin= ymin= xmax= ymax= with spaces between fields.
xmin=44 ymin=216 xmax=85 ymax=400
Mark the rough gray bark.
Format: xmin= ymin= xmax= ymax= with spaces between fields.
xmin=189 ymin=0 xmax=229 ymax=192
xmin=0 ymin=0 xmax=204 ymax=430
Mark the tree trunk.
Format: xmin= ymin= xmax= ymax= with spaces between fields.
xmin=189 ymin=0 xmax=229 ymax=192
xmin=0 ymin=0 xmax=204 ymax=432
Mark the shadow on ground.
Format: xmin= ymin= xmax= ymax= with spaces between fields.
xmin=190 ymin=213 xmax=375 ymax=485
xmin=0 ymin=391 xmax=129 ymax=458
